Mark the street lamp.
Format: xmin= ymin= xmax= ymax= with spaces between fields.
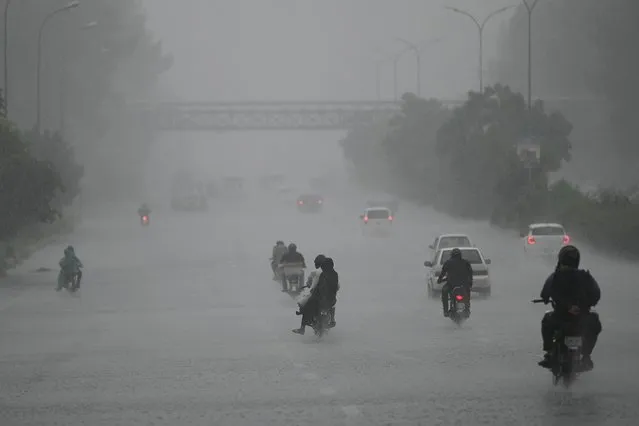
xmin=395 ymin=38 xmax=421 ymax=97
xmin=522 ymin=0 xmax=541 ymax=109
xmin=373 ymin=46 xmax=409 ymax=101
xmin=3 ymin=0 xmax=16 ymax=115
xmin=36 ymin=1 xmax=80 ymax=132
xmin=445 ymin=5 xmax=517 ymax=93
xmin=394 ymin=37 xmax=442 ymax=97
xmin=60 ymin=20 xmax=98 ymax=137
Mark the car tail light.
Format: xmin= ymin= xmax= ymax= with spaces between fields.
xmin=388 ymin=215 xmax=393 ymax=221
xmin=527 ymin=236 xmax=536 ymax=245
xmin=563 ymin=235 xmax=571 ymax=244
xmin=455 ymin=294 xmax=464 ymax=301
xmin=298 ymin=200 xmax=304 ymax=205
xmin=317 ymin=199 xmax=322 ymax=204
xmin=363 ymin=216 xmax=368 ymax=223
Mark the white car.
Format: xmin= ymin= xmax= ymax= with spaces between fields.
xmin=360 ymin=207 xmax=393 ymax=237
xmin=429 ymin=234 xmax=474 ymax=255
xmin=424 ymin=247 xmax=492 ymax=298
xmin=522 ymin=223 xmax=571 ymax=260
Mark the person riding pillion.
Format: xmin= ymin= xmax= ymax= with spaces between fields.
xmin=437 ymin=248 xmax=473 ymax=317
xmin=57 ymin=245 xmax=83 ymax=291
xmin=538 ymin=245 xmax=602 ymax=371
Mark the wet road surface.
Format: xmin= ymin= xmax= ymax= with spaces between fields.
xmin=1 ymin=191 xmax=639 ymax=426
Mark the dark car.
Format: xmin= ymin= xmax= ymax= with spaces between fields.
xmin=297 ymin=194 xmax=323 ymax=213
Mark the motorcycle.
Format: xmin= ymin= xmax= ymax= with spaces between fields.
xmin=532 ymin=298 xmax=584 ymax=387
xmin=140 ymin=215 xmax=150 ymax=226
xmin=448 ymin=285 xmax=470 ymax=325
xmin=279 ymin=263 xmax=305 ymax=294
xmin=60 ymin=268 xmax=82 ymax=293
xmin=311 ymin=307 xmax=333 ymax=338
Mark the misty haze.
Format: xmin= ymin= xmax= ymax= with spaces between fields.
xmin=1 ymin=0 xmax=638 ymax=424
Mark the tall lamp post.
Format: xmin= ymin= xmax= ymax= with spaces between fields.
xmin=36 ymin=1 xmax=80 ymax=132
xmin=3 ymin=0 xmax=15 ymax=114
xmin=522 ymin=0 xmax=540 ymax=109
xmin=445 ymin=5 xmax=516 ymax=93
xmin=395 ymin=37 xmax=442 ymax=97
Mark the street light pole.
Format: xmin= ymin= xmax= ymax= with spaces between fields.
xmin=523 ymin=0 xmax=540 ymax=109
xmin=395 ymin=38 xmax=421 ymax=97
xmin=445 ymin=5 xmax=516 ymax=93
xmin=3 ymin=0 xmax=15 ymax=115
xmin=36 ymin=1 xmax=80 ymax=132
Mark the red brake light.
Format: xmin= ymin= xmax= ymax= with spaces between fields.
xmin=142 ymin=216 xmax=148 ymax=220
xmin=363 ymin=216 xmax=368 ymax=223
xmin=317 ymin=199 xmax=322 ymax=204
xmin=563 ymin=235 xmax=571 ymax=244
xmin=527 ymin=236 xmax=536 ymax=245
xmin=388 ymin=215 xmax=393 ymax=221
xmin=298 ymin=200 xmax=303 ymax=205
xmin=455 ymin=294 xmax=464 ymax=301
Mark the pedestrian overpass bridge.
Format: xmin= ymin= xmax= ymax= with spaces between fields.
xmin=128 ymin=98 xmax=600 ymax=132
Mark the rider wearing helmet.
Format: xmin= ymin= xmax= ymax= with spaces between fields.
xmin=57 ymin=245 xmax=83 ymax=291
xmin=538 ymin=245 xmax=601 ymax=371
xmin=271 ymin=240 xmax=288 ymax=279
xmin=279 ymin=243 xmax=306 ymax=292
xmin=137 ymin=203 xmax=151 ymax=218
xmin=437 ymin=248 xmax=473 ymax=317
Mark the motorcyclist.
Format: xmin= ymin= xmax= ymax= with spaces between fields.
xmin=293 ymin=256 xmax=338 ymax=335
xmin=437 ymin=248 xmax=473 ymax=317
xmin=279 ymin=243 xmax=306 ymax=292
xmin=138 ymin=203 xmax=151 ymax=218
xmin=270 ymin=241 xmax=288 ymax=280
xmin=294 ymin=254 xmax=327 ymax=326
xmin=56 ymin=245 xmax=83 ymax=291
xmin=538 ymin=245 xmax=601 ymax=371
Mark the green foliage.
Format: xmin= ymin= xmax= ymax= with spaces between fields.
xmin=0 ymin=117 xmax=63 ymax=242
xmin=26 ymin=130 xmax=84 ymax=207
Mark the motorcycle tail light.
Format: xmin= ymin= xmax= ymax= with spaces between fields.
xmin=455 ymin=294 xmax=464 ymax=301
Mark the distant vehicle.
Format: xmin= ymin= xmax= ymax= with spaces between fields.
xmin=522 ymin=223 xmax=570 ymax=261
xmin=429 ymin=234 xmax=474 ymax=254
xmin=424 ymin=247 xmax=492 ymax=298
xmin=366 ymin=199 xmax=399 ymax=215
xmin=297 ymin=194 xmax=323 ymax=213
xmin=360 ymin=207 xmax=393 ymax=237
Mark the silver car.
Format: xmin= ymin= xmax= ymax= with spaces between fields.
xmin=424 ymin=247 xmax=492 ymax=298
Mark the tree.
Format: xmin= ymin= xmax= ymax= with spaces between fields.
xmin=435 ymin=85 xmax=572 ymax=219
xmin=0 ymin=115 xmax=63 ymax=242
xmin=26 ymin=129 xmax=84 ymax=207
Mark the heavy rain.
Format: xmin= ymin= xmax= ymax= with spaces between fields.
xmin=1 ymin=0 xmax=638 ymax=425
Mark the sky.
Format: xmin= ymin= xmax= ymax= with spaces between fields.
xmin=142 ymin=0 xmax=517 ymax=102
